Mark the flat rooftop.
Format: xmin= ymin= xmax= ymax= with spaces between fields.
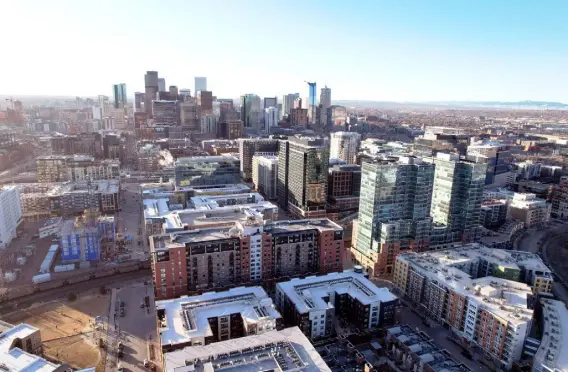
xmin=398 ymin=245 xmax=538 ymax=324
xmin=163 ymin=326 xmax=330 ymax=372
xmin=156 ymin=286 xmax=282 ymax=348
xmin=534 ymin=299 xmax=568 ymax=372
xmin=265 ymin=219 xmax=343 ymax=235
xmin=0 ymin=323 xmax=61 ymax=371
xmin=277 ymin=271 xmax=397 ymax=314
xmin=175 ymin=155 xmax=239 ymax=165
xmin=387 ymin=325 xmax=471 ymax=372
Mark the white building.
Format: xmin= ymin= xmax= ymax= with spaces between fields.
xmin=264 ymin=107 xmax=279 ymax=130
xmin=0 ymin=186 xmax=22 ymax=248
xmin=329 ymin=132 xmax=361 ymax=164
xmin=252 ymin=154 xmax=278 ymax=200
xmin=275 ymin=270 xmax=398 ymax=339
xmin=162 ymin=326 xmax=331 ymax=372
xmin=0 ymin=321 xmax=69 ymax=371
xmin=156 ymin=286 xmax=282 ymax=351
xmin=200 ymin=114 xmax=218 ymax=134
xmin=508 ymin=192 xmax=551 ymax=228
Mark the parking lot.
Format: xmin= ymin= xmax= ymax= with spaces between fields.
xmin=106 ymin=281 xmax=159 ymax=372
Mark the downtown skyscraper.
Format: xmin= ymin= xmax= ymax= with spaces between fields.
xmin=112 ymin=83 xmax=127 ymax=108
xmin=240 ymin=94 xmax=261 ymax=131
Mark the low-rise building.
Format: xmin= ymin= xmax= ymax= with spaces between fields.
xmin=275 ymin=270 xmax=398 ymax=339
xmin=36 ymin=155 xmax=119 ymax=183
xmin=156 ymin=286 xmax=282 ymax=351
xmin=0 ymin=321 xmax=71 ymax=371
xmin=508 ymin=193 xmax=551 ymax=228
xmin=162 ymin=326 xmax=331 ymax=372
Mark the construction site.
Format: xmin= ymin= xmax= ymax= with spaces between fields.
xmin=15 ymin=179 xmax=120 ymax=220
xmin=3 ymin=287 xmax=111 ymax=369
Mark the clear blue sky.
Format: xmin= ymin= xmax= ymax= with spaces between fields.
xmin=1 ymin=0 xmax=567 ymax=102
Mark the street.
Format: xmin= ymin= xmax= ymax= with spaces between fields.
xmin=116 ymin=183 xmax=148 ymax=261
xmin=105 ymin=281 xmax=159 ymax=372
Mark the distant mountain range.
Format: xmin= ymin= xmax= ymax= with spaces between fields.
xmin=333 ymin=100 xmax=568 ymax=110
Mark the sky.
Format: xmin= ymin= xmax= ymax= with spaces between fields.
xmin=1 ymin=0 xmax=567 ymax=102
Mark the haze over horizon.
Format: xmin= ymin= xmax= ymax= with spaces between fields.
xmin=1 ymin=0 xmax=566 ymax=102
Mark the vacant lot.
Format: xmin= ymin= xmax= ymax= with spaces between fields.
xmin=4 ymin=289 xmax=109 ymax=369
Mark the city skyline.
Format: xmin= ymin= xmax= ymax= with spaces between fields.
xmin=1 ymin=0 xmax=567 ymax=102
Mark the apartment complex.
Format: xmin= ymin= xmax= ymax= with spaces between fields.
xmin=393 ymin=244 xmax=554 ymax=369
xmin=508 ymin=193 xmax=551 ymax=228
xmin=156 ymin=287 xmax=282 ymax=351
xmin=50 ymin=133 xmax=103 ymax=158
xmin=329 ymin=132 xmax=361 ymax=164
xmin=36 ymin=155 xmax=120 ymax=183
xmin=174 ymin=155 xmax=240 ymax=187
xmin=275 ymin=270 xmax=398 ymax=339
xmin=277 ymin=137 xmax=330 ymax=218
xmin=162 ymin=326 xmax=331 ymax=372
xmin=0 ymin=186 xmax=22 ymax=248
xmin=149 ymin=214 xmax=344 ymax=299
xmin=252 ymin=154 xmax=278 ymax=200
xmin=354 ymin=156 xmax=435 ymax=276
xmin=237 ymin=138 xmax=279 ymax=181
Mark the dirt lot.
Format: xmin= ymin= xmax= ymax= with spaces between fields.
xmin=3 ymin=289 xmax=110 ymax=369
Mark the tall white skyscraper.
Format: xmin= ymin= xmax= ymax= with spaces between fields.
xmin=195 ymin=77 xmax=207 ymax=93
xmin=330 ymin=132 xmax=361 ymax=164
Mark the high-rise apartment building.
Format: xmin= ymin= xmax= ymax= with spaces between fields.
xmin=197 ymin=91 xmax=213 ymax=113
xmin=194 ymin=77 xmax=207 ymax=93
xmin=240 ymin=94 xmax=262 ymax=131
xmin=112 ymin=83 xmax=127 ymax=108
xmin=252 ymin=154 xmax=278 ymax=200
xmin=354 ymin=156 xmax=435 ymax=276
xmin=277 ymin=137 xmax=329 ymax=218
xmin=330 ymin=132 xmax=361 ymax=164
xmin=144 ymin=71 xmax=159 ymax=117
xmin=158 ymin=78 xmax=166 ymax=92
xmin=430 ymin=153 xmax=486 ymax=247
xmin=0 ymin=186 xmax=22 ymax=248
xmin=237 ymin=138 xmax=279 ymax=181
xmin=467 ymin=141 xmax=512 ymax=186
xmin=327 ymin=164 xmax=361 ymax=247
